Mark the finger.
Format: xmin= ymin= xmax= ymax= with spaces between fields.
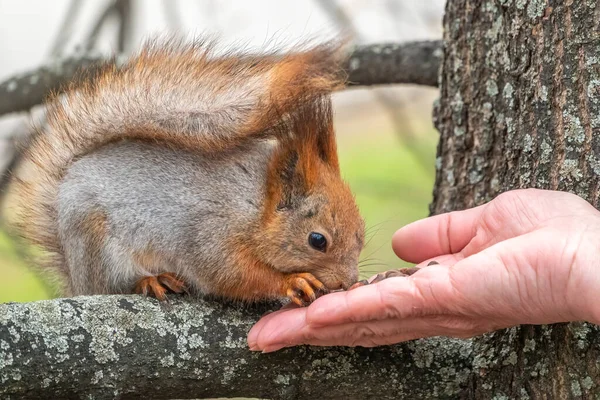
xmin=248 ymin=307 xmax=302 ymax=350
xmin=306 ymin=274 xmax=432 ymax=327
xmin=258 ymin=314 xmax=500 ymax=352
xmin=248 ymin=307 xmax=308 ymax=351
xmin=392 ymin=204 xmax=486 ymax=263
xmin=259 ymin=317 xmax=435 ymax=351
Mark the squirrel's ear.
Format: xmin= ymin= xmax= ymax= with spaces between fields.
xmin=263 ymin=98 xmax=340 ymax=217
xmin=314 ymin=101 xmax=339 ymax=172
xmin=264 ymin=144 xmax=303 ymax=214
xmin=295 ymin=97 xmax=339 ymax=176
xmin=264 ymin=141 xmax=318 ymax=213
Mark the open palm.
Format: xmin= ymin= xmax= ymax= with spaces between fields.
xmin=248 ymin=189 xmax=600 ymax=352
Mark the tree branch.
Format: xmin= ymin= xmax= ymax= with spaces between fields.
xmin=346 ymin=41 xmax=443 ymax=88
xmin=0 ymin=54 xmax=109 ymax=117
xmin=0 ymin=296 xmax=472 ymax=399
xmin=0 ymin=41 xmax=443 ymax=117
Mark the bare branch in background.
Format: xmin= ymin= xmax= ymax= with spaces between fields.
xmin=0 ymin=42 xmax=442 ymax=118
xmin=162 ymin=0 xmax=183 ymax=29
xmin=115 ymin=0 xmax=134 ymax=52
xmin=49 ymin=0 xmax=85 ymax=57
xmin=0 ymin=0 xmax=90 ymax=204
xmin=345 ymin=42 xmax=443 ymax=172
xmin=86 ymin=1 xmax=119 ymax=50
xmin=0 ymin=54 xmax=108 ymax=118
xmin=0 ymin=296 xmax=472 ymax=399
xmin=314 ymin=0 xmax=356 ymax=34
xmin=346 ymin=41 xmax=442 ymax=88
xmin=314 ymin=0 xmax=441 ymax=172
xmin=85 ymin=0 xmax=134 ymax=52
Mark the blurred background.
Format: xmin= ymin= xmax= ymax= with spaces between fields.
xmin=0 ymin=0 xmax=444 ymax=303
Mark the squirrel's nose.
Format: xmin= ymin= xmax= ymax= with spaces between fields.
xmin=323 ymin=279 xmax=346 ymax=291
xmin=346 ymin=268 xmax=359 ymax=289
xmin=320 ymin=268 xmax=358 ymax=291
xmin=340 ymin=270 xmax=359 ymax=290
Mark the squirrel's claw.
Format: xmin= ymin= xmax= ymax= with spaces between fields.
xmin=134 ymin=272 xmax=187 ymax=301
xmin=157 ymin=272 xmax=188 ymax=294
xmin=284 ymin=273 xmax=329 ymax=307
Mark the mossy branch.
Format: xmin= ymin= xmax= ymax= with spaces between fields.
xmin=0 ymin=295 xmax=472 ymax=399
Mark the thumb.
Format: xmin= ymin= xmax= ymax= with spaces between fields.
xmin=392 ymin=205 xmax=486 ymax=264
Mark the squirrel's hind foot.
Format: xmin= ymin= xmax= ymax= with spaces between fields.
xmin=134 ymin=272 xmax=188 ymax=301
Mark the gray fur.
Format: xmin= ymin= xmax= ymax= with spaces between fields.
xmin=58 ymin=140 xmax=273 ymax=295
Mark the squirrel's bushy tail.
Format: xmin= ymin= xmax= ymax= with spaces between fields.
xmin=12 ymin=38 xmax=347 ymax=287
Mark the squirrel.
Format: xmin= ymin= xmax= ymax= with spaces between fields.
xmin=12 ymin=38 xmax=366 ymax=306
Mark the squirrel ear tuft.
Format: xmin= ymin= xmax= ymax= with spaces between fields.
xmin=312 ymin=98 xmax=339 ymax=172
xmin=294 ymin=97 xmax=340 ymax=178
xmin=263 ymin=97 xmax=340 ymax=217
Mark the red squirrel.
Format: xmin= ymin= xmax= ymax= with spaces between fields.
xmin=12 ymin=38 xmax=365 ymax=306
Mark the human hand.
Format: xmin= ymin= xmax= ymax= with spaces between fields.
xmin=248 ymin=189 xmax=600 ymax=352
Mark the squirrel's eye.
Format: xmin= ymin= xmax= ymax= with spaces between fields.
xmin=308 ymin=232 xmax=327 ymax=252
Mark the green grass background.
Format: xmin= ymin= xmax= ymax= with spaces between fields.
xmin=0 ymin=123 xmax=437 ymax=303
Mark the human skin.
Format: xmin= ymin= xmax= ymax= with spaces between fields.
xmin=248 ymin=189 xmax=600 ymax=352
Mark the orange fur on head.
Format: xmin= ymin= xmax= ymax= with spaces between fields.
xmin=257 ymin=94 xmax=365 ymax=291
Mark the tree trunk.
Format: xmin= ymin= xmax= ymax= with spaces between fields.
xmin=434 ymin=0 xmax=600 ymax=398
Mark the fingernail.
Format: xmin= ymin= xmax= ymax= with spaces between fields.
xmin=261 ymin=344 xmax=285 ymax=353
xmin=280 ymin=302 xmax=300 ymax=311
xmin=348 ymin=280 xmax=368 ymax=291
xmin=248 ymin=343 xmax=261 ymax=351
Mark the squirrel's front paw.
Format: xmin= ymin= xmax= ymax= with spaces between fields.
xmin=283 ymin=273 xmax=329 ymax=307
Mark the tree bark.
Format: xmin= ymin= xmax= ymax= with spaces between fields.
xmin=0 ymin=296 xmax=473 ymax=400
xmin=433 ymin=0 xmax=600 ymax=398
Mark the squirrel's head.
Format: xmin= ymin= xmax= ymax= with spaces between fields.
xmin=258 ymin=98 xmax=365 ymax=290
